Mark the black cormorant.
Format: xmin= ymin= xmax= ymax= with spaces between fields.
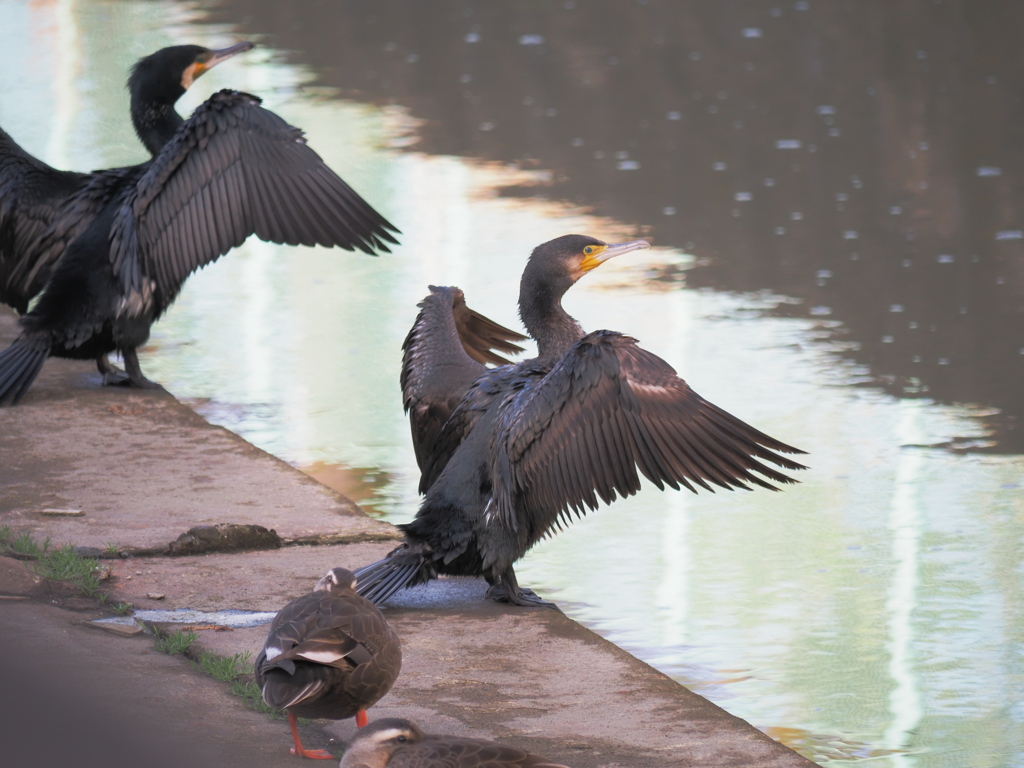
xmin=355 ymin=234 xmax=807 ymax=607
xmin=256 ymin=567 xmax=402 ymax=760
xmin=340 ymin=718 xmax=570 ymax=768
xmin=0 ymin=42 xmax=398 ymax=405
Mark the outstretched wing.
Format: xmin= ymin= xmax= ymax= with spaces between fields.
xmin=112 ymin=89 xmax=400 ymax=301
xmin=490 ymin=330 xmax=807 ymax=538
xmin=0 ymin=128 xmax=90 ymax=311
xmin=401 ymin=285 xmax=526 ymax=491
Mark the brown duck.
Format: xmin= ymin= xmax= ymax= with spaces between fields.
xmin=256 ymin=567 xmax=402 ymax=759
xmin=340 ymin=718 xmax=571 ymax=768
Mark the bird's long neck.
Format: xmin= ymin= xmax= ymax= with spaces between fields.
xmin=129 ymin=96 xmax=183 ymax=157
xmin=519 ymin=278 xmax=584 ymax=361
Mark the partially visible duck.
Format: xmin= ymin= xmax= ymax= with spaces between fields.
xmin=340 ymin=718 xmax=571 ymax=768
xmin=256 ymin=568 xmax=402 ymax=759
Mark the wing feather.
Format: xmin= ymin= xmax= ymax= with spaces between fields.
xmin=401 ymin=285 xmax=526 ymax=491
xmin=113 ymin=90 xmax=399 ymax=301
xmin=491 ymin=330 xmax=807 ymax=541
xmin=0 ymin=131 xmax=98 ymax=310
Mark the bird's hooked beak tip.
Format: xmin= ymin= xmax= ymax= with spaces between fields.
xmin=580 ymin=238 xmax=651 ymax=272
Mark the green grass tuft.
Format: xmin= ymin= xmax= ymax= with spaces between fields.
xmin=193 ymin=649 xmax=252 ymax=682
xmin=4 ymin=531 xmax=50 ymax=558
xmin=0 ymin=531 xmax=109 ymax=598
xmin=152 ymin=626 xmax=198 ymax=655
xmin=34 ymin=544 xmax=103 ymax=597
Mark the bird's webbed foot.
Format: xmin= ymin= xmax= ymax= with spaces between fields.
xmin=96 ymin=355 xmax=130 ymax=386
xmin=485 ymin=569 xmax=561 ymax=610
xmin=289 ymin=747 xmax=334 ymax=760
xmin=122 ymin=348 xmax=165 ymax=391
xmin=287 ymin=712 xmax=334 ymax=760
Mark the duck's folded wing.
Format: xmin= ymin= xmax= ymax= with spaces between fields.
xmin=260 ymin=593 xmax=365 ymax=671
xmin=402 ymin=285 xmax=525 ymax=491
xmin=490 ymin=330 xmax=807 ymax=537
xmin=111 ymin=89 xmax=399 ymax=300
xmin=272 ymin=627 xmax=373 ymax=670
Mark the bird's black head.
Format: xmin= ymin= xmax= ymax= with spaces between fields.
xmin=128 ymin=42 xmax=255 ymax=105
xmin=314 ymin=567 xmax=357 ymax=593
xmin=518 ymin=234 xmax=650 ymax=359
xmin=521 ymin=234 xmax=650 ymax=303
xmin=128 ymin=42 xmax=254 ymax=155
xmin=525 ymin=234 xmax=606 ymax=293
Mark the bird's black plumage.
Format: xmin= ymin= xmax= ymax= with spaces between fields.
xmin=340 ymin=718 xmax=570 ymax=768
xmin=356 ymin=234 xmax=808 ymax=607
xmin=0 ymin=42 xmax=399 ymax=405
xmin=400 ymin=285 xmax=527 ymax=489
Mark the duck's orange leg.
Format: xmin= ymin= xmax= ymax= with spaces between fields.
xmin=287 ymin=711 xmax=334 ymax=759
xmin=355 ymin=709 xmax=368 ymax=729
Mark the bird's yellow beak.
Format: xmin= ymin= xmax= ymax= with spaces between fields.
xmin=580 ymin=239 xmax=650 ymax=272
xmin=182 ymin=41 xmax=255 ymax=89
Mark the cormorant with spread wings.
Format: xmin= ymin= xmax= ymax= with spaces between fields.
xmin=356 ymin=234 xmax=806 ymax=607
xmin=0 ymin=42 xmax=398 ymax=405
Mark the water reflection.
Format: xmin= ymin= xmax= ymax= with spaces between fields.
xmin=1 ymin=2 xmax=1023 ymax=768
xmin=298 ymin=460 xmax=395 ymax=512
xmin=885 ymin=402 xmax=925 ymax=764
xmin=199 ymin=0 xmax=1024 ymax=452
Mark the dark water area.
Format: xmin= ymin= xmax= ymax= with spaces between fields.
xmin=198 ymin=0 xmax=1024 ymax=452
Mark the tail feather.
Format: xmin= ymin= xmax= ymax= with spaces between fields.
xmin=262 ymin=675 xmax=326 ymax=711
xmin=353 ymin=546 xmax=436 ymax=605
xmin=0 ymin=334 xmax=49 ymax=406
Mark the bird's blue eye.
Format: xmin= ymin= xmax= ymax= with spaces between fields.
xmin=583 ymin=246 xmax=594 ymax=255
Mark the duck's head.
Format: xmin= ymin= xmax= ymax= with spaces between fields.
xmin=314 ymin=567 xmax=357 ymax=593
xmin=339 ymin=718 xmax=424 ymax=768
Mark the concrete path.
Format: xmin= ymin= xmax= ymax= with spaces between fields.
xmin=0 ymin=306 xmax=817 ymax=767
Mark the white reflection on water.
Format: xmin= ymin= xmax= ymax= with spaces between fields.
xmin=885 ymin=401 xmax=924 ymax=766
xmin=2 ymin=3 xmax=1023 ymax=767
xmin=46 ymin=0 xmax=80 ymax=169
xmin=656 ymin=491 xmax=692 ymax=649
